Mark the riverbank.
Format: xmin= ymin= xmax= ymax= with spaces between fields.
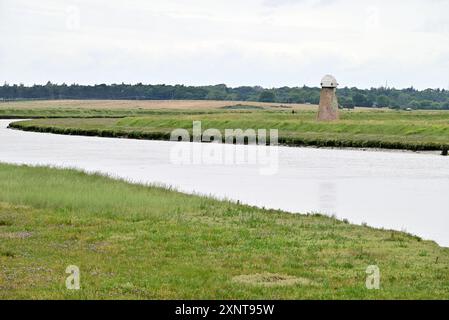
xmin=1 ymin=163 xmax=449 ymax=299
xmin=8 ymin=108 xmax=449 ymax=151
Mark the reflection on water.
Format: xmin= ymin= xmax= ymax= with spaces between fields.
xmin=318 ymin=182 xmax=337 ymax=216
xmin=1 ymin=120 xmax=449 ymax=246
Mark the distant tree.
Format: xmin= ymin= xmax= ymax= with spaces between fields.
xmin=232 ymin=86 xmax=259 ymax=101
xmin=1 ymin=82 xmax=448 ymax=110
xmin=408 ymin=100 xmax=421 ymax=110
xmin=431 ymin=102 xmax=442 ymax=110
xmin=339 ymin=96 xmax=355 ymax=109
xmin=288 ymin=93 xmax=303 ymax=103
xmin=443 ymin=100 xmax=449 ymax=110
xmin=352 ymin=93 xmax=370 ymax=107
xmin=205 ymin=84 xmax=227 ymax=100
xmin=376 ymin=95 xmax=390 ymax=108
xmin=258 ymin=90 xmax=276 ymax=102
xmin=419 ymin=100 xmax=433 ymax=109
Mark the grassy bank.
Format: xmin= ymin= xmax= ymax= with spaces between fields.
xmin=9 ymin=109 xmax=449 ymax=151
xmin=0 ymin=163 xmax=449 ymax=299
xmin=0 ymin=99 xmax=311 ymax=118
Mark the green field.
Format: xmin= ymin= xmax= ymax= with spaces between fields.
xmin=2 ymin=100 xmax=449 ymax=299
xmin=8 ymin=108 xmax=449 ymax=151
xmin=0 ymin=99 xmax=310 ymax=118
xmin=1 ymin=164 xmax=449 ymax=299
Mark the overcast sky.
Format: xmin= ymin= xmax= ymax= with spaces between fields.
xmin=0 ymin=0 xmax=448 ymax=89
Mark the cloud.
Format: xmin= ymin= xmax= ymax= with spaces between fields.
xmin=0 ymin=0 xmax=448 ymax=89
xmin=262 ymin=0 xmax=338 ymax=7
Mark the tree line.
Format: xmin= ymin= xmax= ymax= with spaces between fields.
xmin=1 ymin=82 xmax=449 ymax=110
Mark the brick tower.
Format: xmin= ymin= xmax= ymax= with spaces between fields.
xmin=317 ymin=75 xmax=339 ymax=121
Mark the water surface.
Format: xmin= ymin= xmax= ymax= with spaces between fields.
xmin=1 ymin=120 xmax=448 ymax=246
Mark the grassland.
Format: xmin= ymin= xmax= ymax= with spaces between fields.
xmin=1 ymin=163 xmax=449 ymax=299
xmin=8 ymin=105 xmax=449 ymax=151
xmin=0 ymin=99 xmax=314 ymax=118
xmin=2 ymin=100 xmax=448 ymax=299
xmin=0 ymin=99 xmax=315 ymax=110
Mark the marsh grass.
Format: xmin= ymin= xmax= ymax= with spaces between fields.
xmin=9 ymin=109 xmax=449 ymax=151
xmin=1 ymin=164 xmax=449 ymax=299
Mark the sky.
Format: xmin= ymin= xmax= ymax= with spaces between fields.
xmin=0 ymin=0 xmax=448 ymax=89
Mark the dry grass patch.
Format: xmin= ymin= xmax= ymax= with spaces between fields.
xmin=0 ymin=99 xmax=317 ymax=111
xmin=232 ymin=273 xmax=314 ymax=287
xmin=0 ymin=231 xmax=33 ymax=239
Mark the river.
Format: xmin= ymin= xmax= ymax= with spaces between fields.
xmin=1 ymin=119 xmax=448 ymax=246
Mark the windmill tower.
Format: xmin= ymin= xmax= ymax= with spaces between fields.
xmin=317 ymin=75 xmax=339 ymax=121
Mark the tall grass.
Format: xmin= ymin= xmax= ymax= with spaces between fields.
xmin=1 ymin=164 xmax=449 ymax=299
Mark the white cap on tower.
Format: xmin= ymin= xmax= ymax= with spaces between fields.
xmin=320 ymin=75 xmax=338 ymax=88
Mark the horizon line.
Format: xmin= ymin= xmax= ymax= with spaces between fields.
xmin=1 ymin=81 xmax=448 ymax=92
